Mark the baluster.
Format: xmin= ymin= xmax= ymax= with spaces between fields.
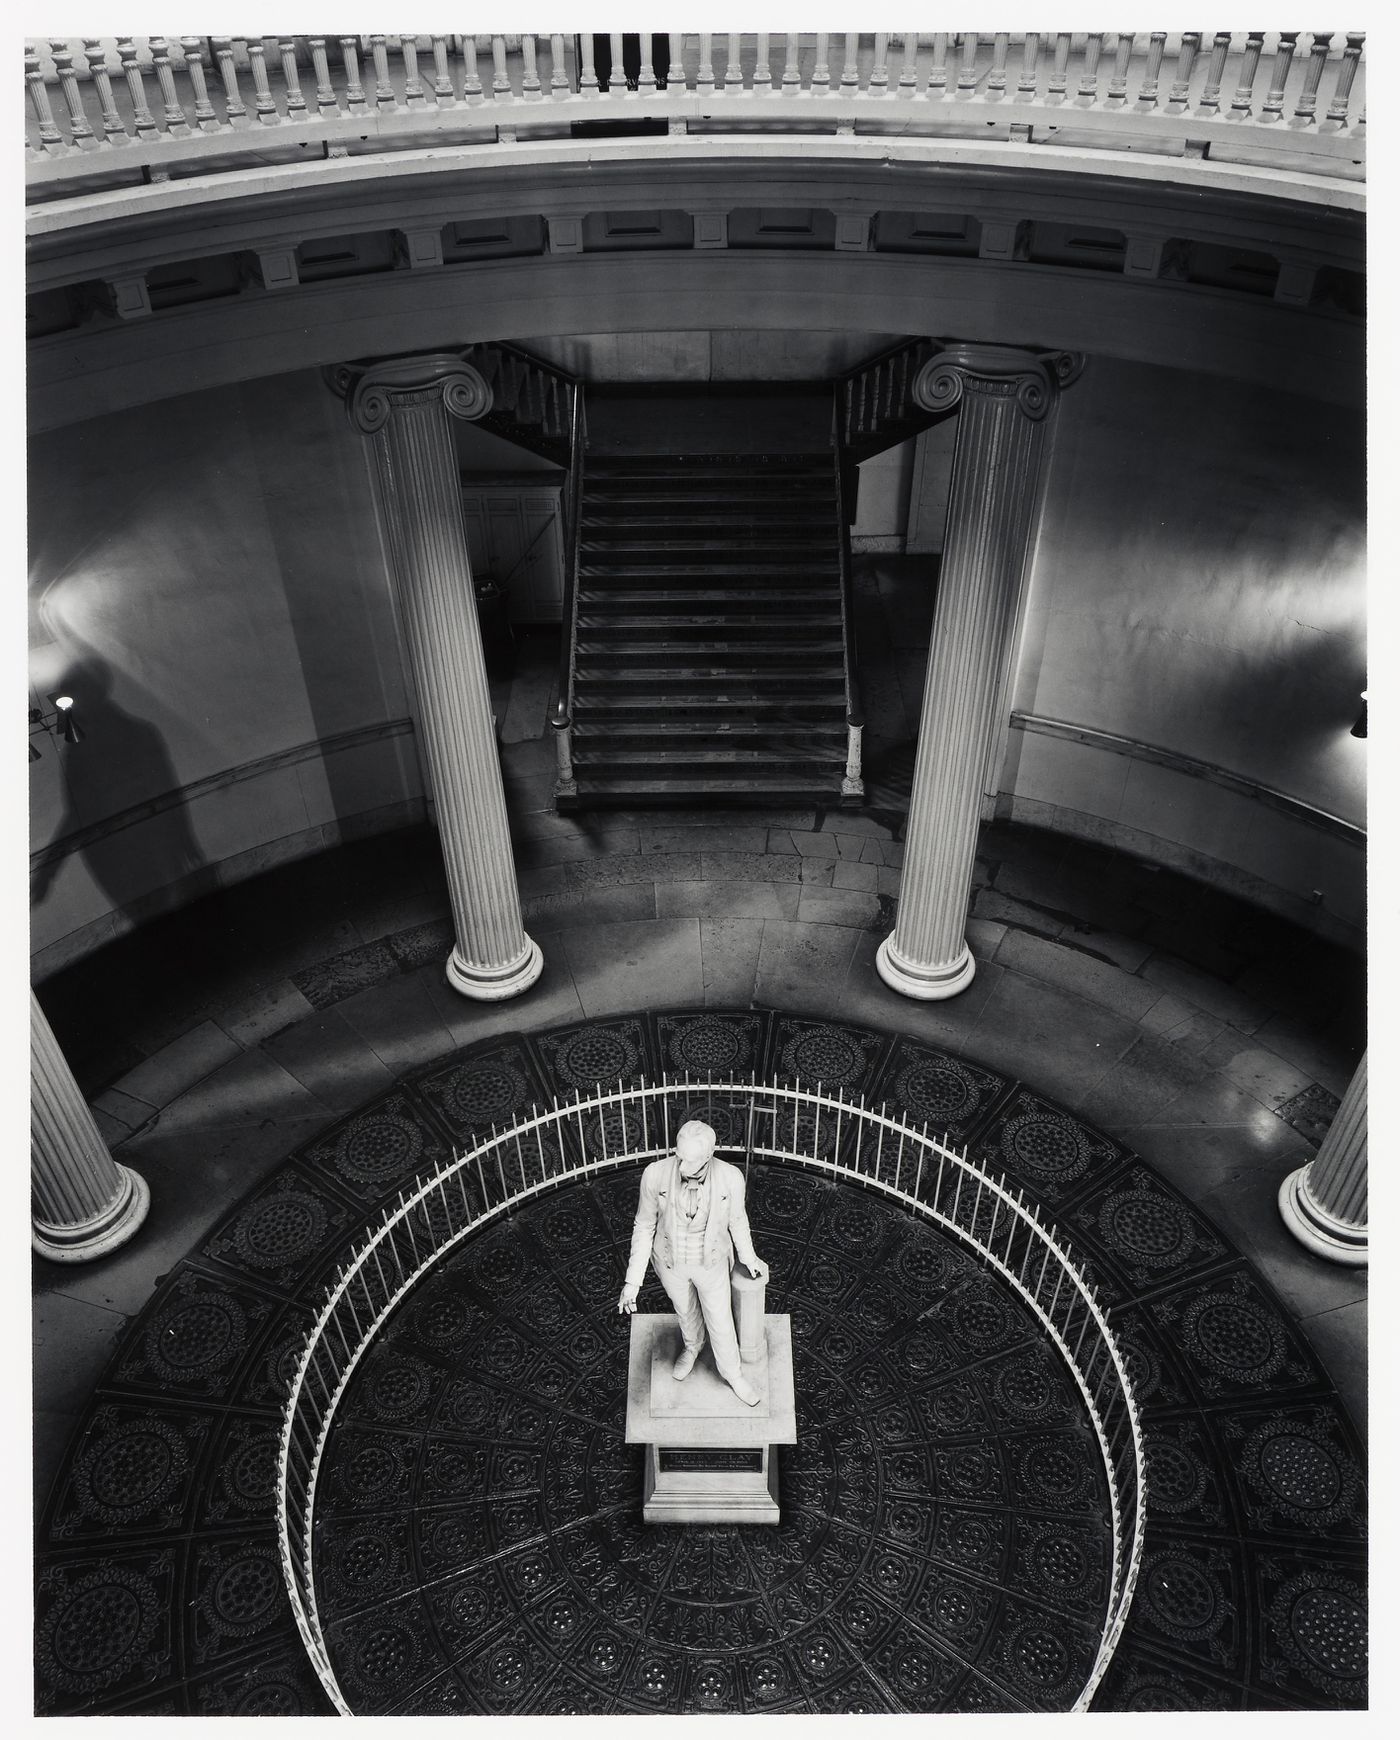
xmin=1227 ymin=31 xmax=1264 ymax=121
xmin=1197 ymin=31 xmax=1232 ymax=118
xmin=1105 ymin=32 xmax=1133 ymax=107
xmin=870 ymin=34 xmax=889 ymax=94
xmin=25 ymin=43 xmax=64 ymax=151
xmin=1260 ymin=32 xmax=1297 ymax=123
xmin=697 ymin=33 xmax=715 ymax=94
xmin=116 ymin=38 xmax=159 ymax=138
xmin=277 ymin=38 xmax=308 ymax=119
xmin=898 ymin=32 xmax=919 ymax=96
xmin=1016 ymin=32 xmax=1041 ymax=100
xmin=1286 ymin=30 xmax=1328 ymax=126
xmin=753 ymin=32 xmax=772 ymax=91
xmin=548 ymin=33 xmax=569 ymax=97
xmin=783 ymin=32 xmax=802 ymax=91
xmin=401 ymin=36 xmax=427 ymax=107
xmin=955 ymin=33 xmax=979 ymax=99
xmin=431 ymin=35 xmax=456 ymax=104
xmin=1046 ymin=33 xmax=1072 ymax=103
xmin=986 ymin=34 xmax=1010 ymax=100
xmin=369 ymin=35 xmax=397 ymax=110
xmin=667 ymin=39 xmax=686 ymax=91
xmin=461 ymin=35 xmax=483 ymax=102
xmin=245 ymin=39 xmax=279 ymax=124
xmin=1166 ymin=31 xmax=1201 ymax=113
xmin=840 ymin=31 xmax=860 ymax=94
xmin=725 ymin=32 xmax=743 ymax=92
xmin=925 ymin=32 xmax=950 ymax=98
xmin=84 ymin=40 xmax=130 ymax=142
xmin=148 ymin=36 xmax=191 ymax=134
xmin=1075 ymin=32 xmax=1104 ymax=105
xmin=521 ymin=33 xmax=542 ymax=99
xmin=811 ymin=33 xmax=830 ymax=94
xmin=49 ymin=41 xmax=96 ymax=148
xmin=179 ymin=38 xmax=221 ymax=130
xmin=1323 ymin=33 xmax=1363 ymax=131
xmin=1135 ymin=32 xmax=1166 ymax=111
xmin=637 ymin=32 xmax=658 ymax=94
xmin=337 ymin=37 xmax=368 ymax=115
xmin=608 ymin=32 xmax=625 ymax=93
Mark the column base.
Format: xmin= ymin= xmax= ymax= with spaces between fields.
xmin=33 ymin=1164 xmax=150 ymax=1264
xmin=1278 ymin=1166 xmax=1368 ymax=1266
xmin=875 ymin=934 xmax=976 ymax=1001
xmin=445 ymin=934 xmax=544 ymax=1002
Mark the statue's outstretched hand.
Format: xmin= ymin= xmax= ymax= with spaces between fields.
xmin=617 ymin=1283 xmax=640 ymax=1314
xmin=742 ymin=1258 xmax=769 ymax=1283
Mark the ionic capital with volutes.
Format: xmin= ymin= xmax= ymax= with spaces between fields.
xmin=326 ymin=351 xmax=493 ymax=434
xmin=913 ymin=342 xmax=1085 ymax=423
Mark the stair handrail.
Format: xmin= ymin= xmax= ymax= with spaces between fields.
xmin=831 ymin=394 xmax=865 ymax=803
xmin=551 ymin=379 xmax=586 ymax=799
xmin=836 ymin=335 xmax=941 ymax=463
xmin=469 ymin=337 xmax=577 ymax=464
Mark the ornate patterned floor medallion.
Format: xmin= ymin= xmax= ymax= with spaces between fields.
xmin=34 ymin=1008 xmax=1365 ymax=1715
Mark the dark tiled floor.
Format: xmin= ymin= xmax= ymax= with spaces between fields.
xmin=32 ymin=571 xmax=1367 ymax=1712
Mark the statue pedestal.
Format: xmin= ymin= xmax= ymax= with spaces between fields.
xmin=624 ymin=1312 xmax=797 ymax=1525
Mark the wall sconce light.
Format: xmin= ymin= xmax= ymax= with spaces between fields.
xmin=28 ymin=692 xmax=85 ymax=758
xmin=1350 ymin=691 xmax=1367 ymax=739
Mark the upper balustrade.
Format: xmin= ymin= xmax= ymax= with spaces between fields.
xmin=26 ymin=32 xmax=1365 ymax=209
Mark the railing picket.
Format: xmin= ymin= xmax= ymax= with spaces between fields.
xmin=1261 ymin=32 xmax=1298 ymax=124
xmin=667 ymin=40 xmax=686 ymax=92
xmin=340 ymin=37 xmax=370 ymax=115
xmin=870 ymin=34 xmax=890 ymax=95
xmin=548 ymin=34 xmax=569 ymax=98
xmin=1227 ymin=31 xmax=1264 ymax=122
xmin=1015 ymin=31 xmax=1040 ymax=101
xmin=724 ymin=33 xmax=743 ymax=93
xmin=925 ymin=33 xmax=950 ymax=99
xmin=401 ymin=36 xmax=427 ymax=108
xmin=783 ymin=32 xmax=802 ymax=93
xmin=1076 ymin=33 xmax=1105 ymax=106
xmin=26 ymin=44 xmax=65 ymax=152
xmin=1135 ymin=32 xmax=1166 ymax=111
xmin=51 ymin=41 xmax=96 ymax=147
xmin=987 ymin=34 xmax=1010 ymax=101
xmin=83 ymin=40 xmax=129 ymax=143
xmin=245 ymin=39 xmax=279 ymax=124
xmin=697 ymin=33 xmax=715 ymax=95
xmin=117 ymin=38 xmax=159 ymax=139
xmin=955 ymin=33 xmax=979 ymax=100
xmin=1106 ymin=33 xmax=1134 ymax=109
xmin=461 ymin=36 xmax=483 ymax=103
xmin=840 ymin=32 xmax=860 ymax=95
xmin=521 ymin=34 xmax=542 ymax=100
xmin=754 ymin=33 xmax=772 ymax=92
xmin=1167 ymin=30 xmax=1201 ymax=113
xmin=1197 ymin=32 xmax=1233 ymax=119
xmin=147 ymin=37 xmax=191 ymax=136
xmin=812 ymin=33 xmax=830 ymax=95
xmin=1324 ymin=33 xmax=1363 ymax=131
xmin=275 ymin=38 xmax=307 ymax=120
xmin=1047 ymin=33 xmax=1072 ymax=104
xmin=431 ymin=36 xmax=456 ymax=106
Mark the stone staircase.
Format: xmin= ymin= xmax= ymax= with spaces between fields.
xmin=562 ymin=450 xmax=853 ymax=807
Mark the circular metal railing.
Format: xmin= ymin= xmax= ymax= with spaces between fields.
xmin=276 ymin=1074 xmax=1147 ymax=1714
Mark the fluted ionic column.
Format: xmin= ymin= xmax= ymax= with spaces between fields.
xmin=1279 ymin=1053 xmax=1367 ymax=1264
xmin=877 ymin=343 xmax=1082 ymax=1000
xmin=32 ymin=991 xmax=150 ymax=1261
xmin=331 ymin=354 xmax=543 ymax=1000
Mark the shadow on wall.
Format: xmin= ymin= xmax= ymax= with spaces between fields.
xmin=30 ymin=647 xmax=212 ymax=923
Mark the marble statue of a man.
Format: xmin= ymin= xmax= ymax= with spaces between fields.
xmin=616 ymin=1119 xmax=769 ymax=1406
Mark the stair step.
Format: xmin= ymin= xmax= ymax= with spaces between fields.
xmin=580 ymin=536 xmax=834 ymax=554
xmin=577 ymin=588 xmax=838 ymax=607
xmin=584 ymin=481 xmax=835 ymax=502
xmin=576 ymin=664 xmax=844 ymax=683
xmin=567 ymin=777 xmax=843 ymax=798
xmin=580 ymin=562 xmax=832 ymax=581
xmin=573 ymin=719 xmax=846 ymax=739
xmin=576 ymin=641 xmax=844 ymax=662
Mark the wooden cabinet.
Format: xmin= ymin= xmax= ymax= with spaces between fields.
xmin=459 ymin=475 xmax=566 ymax=623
